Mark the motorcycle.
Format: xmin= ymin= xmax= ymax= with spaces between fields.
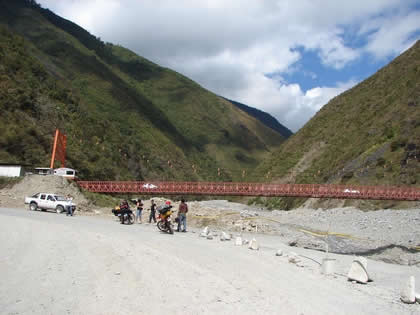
xmin=156 ymin=204 xmax=174 ymax=234
xmin=112 ymin=203 xmax=134 ymax=225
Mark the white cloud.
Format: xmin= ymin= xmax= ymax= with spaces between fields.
xmin=37 ymin=0 xmax=420 ymax=132
xmin=362 ymin=11 xmax=420 ymax=59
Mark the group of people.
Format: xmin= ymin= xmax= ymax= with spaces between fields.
xmin=133 ymin=198 xmax=188 ymax=232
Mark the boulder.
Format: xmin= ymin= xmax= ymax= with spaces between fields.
xmin=235 ymin=236 xmax=243 ymax=246
xmin=220 ymin=231 xmax=231 ymax=241
xmin=354 ymin=257 xmax=372 ymax=281
xmin=200 ymin=226 xmax=209 ymax=237
xmin=347 ymin=259 xmax=369 ymax=284
xmin=248 ymin=238 xmax=259 ymax=250
xmin=400 ymin=276 xmax=416 ymax=304
xmin=275 ymin=249 xmax=283 ymax=256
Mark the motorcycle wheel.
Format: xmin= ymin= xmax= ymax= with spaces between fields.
xmin=157 ymin=220 xmax=166 ymax=232
xmin=167 ymin=223 xmax=174 ymax=234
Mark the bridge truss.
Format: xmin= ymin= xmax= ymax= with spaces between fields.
xmin=76 ymin=181 xmax=420 ymax=201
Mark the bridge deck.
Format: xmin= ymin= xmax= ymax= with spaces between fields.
xmin=76 ymin=181 xmax=420 ymax=201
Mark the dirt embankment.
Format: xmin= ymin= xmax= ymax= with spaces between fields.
xmin=0 ymin=175 xmax=91 ymax=211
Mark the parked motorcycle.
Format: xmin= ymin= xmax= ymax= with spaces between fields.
xmin=157 ymin=203 xmax=174 ymax=234
xmin=112 ymin=201 xmax=134 ymax=225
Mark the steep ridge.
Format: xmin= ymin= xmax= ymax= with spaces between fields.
xmin=0 ymin=0 xmax=287 ymax=181
xmin=256 ymin=41 xmax=420 ymax=208
xmin=224 ymin=98 xmax=293 ymax=139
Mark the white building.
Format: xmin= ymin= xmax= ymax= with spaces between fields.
xmin=0 ymin=164 xmax=25 ymax=177
xmin=53 ymin=168 xmax=77 ymax=179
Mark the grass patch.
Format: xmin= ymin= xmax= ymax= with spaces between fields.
xmin=82 ymin=190 xmax=120 ymax=208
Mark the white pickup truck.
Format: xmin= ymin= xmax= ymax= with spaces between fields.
xmin=24 ymin=193 xmax=76 ymax=214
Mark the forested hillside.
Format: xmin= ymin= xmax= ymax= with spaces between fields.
xmin=0 ymin=0 xmax=288 ymax=181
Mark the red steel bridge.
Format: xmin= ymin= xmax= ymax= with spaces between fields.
xmin=51 ymin=129 xmax=420 ymax=201
xmin=76 ymin=181 xmax=420 ymax=201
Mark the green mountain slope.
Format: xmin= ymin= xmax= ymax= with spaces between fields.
xmin=0 ymin=0 xmax=287 ymax=180
xmin=224 ymin=98 xmax=293 ymax=139
xmin=255 ymin=41 xmax=420 ymax=208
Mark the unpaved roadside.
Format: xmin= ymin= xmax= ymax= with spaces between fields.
xmin=1 ymin=207 xmax=419 ymax=315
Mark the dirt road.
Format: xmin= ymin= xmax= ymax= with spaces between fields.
xmin=1 ymin=207 xmax=419 ymax=314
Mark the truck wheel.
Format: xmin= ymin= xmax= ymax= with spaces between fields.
xmin=29 ymin=202 xmax=37 ymax=211
xmin=56 ymin=205 xmax=64 ymax=214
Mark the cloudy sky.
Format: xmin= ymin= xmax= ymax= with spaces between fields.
xmin=38 ymin=0 xmax=420 ymax=132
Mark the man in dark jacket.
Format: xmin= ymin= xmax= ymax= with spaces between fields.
xmin=149 ymin=199 xmax=157 ymax=223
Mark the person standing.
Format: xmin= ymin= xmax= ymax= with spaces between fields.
xmin=136 ymin=198 xmax=143 ymax=223
xmin=149 ymin=199 xmax=157 ymax=223
xmin=66 ymin=194 xmax=73 ymax=216
xmin=177 ymin=199 xmax=188 ymax=232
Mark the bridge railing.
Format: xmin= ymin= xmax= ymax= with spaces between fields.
xmin=75 ymin=181 xmax=420 ymax=201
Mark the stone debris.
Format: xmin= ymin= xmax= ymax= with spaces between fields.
xmin=400 ymin=276 xmax=416 ymax=304
xmin=275 ymin=249 xmax=283 ymax=256
xmin=240 ymin=210 xmax=258 ymax=218
xmin=206 ymin=234 xmax=214 ymax=240
xmin=248 ymin=238 xmax=259 ymax=250
xmin=235 ymin=236 xmax=243 ymax=246
xmin=200 ymin=226 xmax=209 ymax=237
xmin=220 ymin=231 xmax=231 ymax=241
xmin=347 ymin=257 xmax=370 ymax=284
xmin=288 ymin=252 xmax=301 ymax=264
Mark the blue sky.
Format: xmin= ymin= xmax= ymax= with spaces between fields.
xmin=38 ymin=0 xmax=420 ymax=132
xmin=281 ymin=47 xmax=382 ymax=93
xmin=284 ymin=25 xmax=420 ymax=93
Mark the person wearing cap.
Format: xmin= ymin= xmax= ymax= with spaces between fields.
xmin=177 ymin=199 xmax=188 ymax=232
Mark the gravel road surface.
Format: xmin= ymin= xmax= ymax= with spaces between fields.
xmin=1 ymin=207 xmax=419 ymax=315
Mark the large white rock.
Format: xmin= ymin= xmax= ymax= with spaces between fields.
xmin=220 ymin=231 xmax=231 ymax=241
xmin=200 ymin=226 xmax=209 ymax=237
xmin=354 ymin=257 xmax=372 ymax=281
xmin=400 ymin=276 xmax=416 ymax=304
xmin=275 ymin=249 xmax=283 ymax=256
xmin=347 ymin=260 xmax=369 ymax=284
xmin=235 ymin=236 xmax=243 ymax=246
xmin=248 ymin=238 xmax=259 ymax=250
